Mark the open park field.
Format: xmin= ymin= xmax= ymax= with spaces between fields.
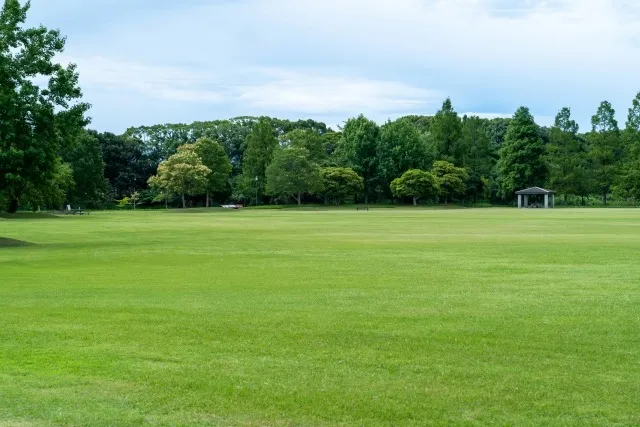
xmin=1 ymin=208 xmax=639 ymax=426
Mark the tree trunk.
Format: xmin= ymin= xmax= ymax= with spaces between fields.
xmin=602 ymin=190 xmax=607 ymax=205
xmin=365 ymin=194 xmax=369 ymax=205
xmin=8 ymin=199 xmax=18 ymax=214
xmin=182 ymin=193 xmax=186 ymax=209
xmin=413 ymin=197 xmax=418 ymax=207
xmin=296 ymin=193 xmax=302 ymax=206
xmin=206 ymin=193 xmax=210 ymax=208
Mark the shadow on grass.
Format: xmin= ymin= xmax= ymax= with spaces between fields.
xmin=0 ymin=213 xmax=60 ymax=220
xmin=0 ymin=237 xmax=35 ymax=247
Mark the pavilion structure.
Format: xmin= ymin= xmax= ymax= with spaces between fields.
xmin=516 ymin=187 xmax=556 ymax=209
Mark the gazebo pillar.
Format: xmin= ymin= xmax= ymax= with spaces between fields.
xmin=524 ymin=195 xmax=529 ymax=208
xmin=518 ymin=194 xmax=522 ymax=208
xmin=544 ymin=194 xmax=549 ymax=209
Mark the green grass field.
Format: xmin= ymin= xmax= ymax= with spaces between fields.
xmin=1 ymin=208 xmax=639 ymax=426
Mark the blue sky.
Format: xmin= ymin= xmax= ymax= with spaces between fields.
xmin=27 ymin=0 xmax=640 ymax=133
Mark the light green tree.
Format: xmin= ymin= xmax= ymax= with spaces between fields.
xmin=390 ymin=169 xmax=439 ymax=206
xmin=432 ymin=161 xmax=469 ymax=203
xmin=148 ymin=145 xmax=211 ymax=209
xmin=320 ymin=167 xmax=364 ymax=205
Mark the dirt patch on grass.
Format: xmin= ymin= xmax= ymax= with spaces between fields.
xmin=0 ymin=238 xmax=34 ymax=247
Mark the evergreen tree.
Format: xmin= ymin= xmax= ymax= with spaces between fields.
xmin=497 ymin=107 xmax=547 ymax=198
xmin=429 ymin=98 xmax=463 ymax=164
xmin=588 ymin=101 xmax=621 ymax=205
xmin=241 ymin=118 xmax=278 ymax=203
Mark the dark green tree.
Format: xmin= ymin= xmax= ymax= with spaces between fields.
xmin=588 ymin=101 xmax=621 ymax=205
xmin=376 ymin=118 xmax=430 ymax=195
xmin=280 ymin=129 xmax=328 ymax=165
xmin=194 ymin=138 xmax=232 ymax=207
xmin=429 ymin=98 xmax=463 ymax=164
xmin=241 ymin=117 xmax=278 ymax=203
xmin=336 ymin=115 xmax=379 ymax=203
xmin=320 ymin=167 xmax=364 ymax=205
xmin=546 ymin=108 xmax=592 ymax=203
xmin=460 ymin=115 xmax=494 ymax=202
xmin=63 ymin=132 xmax=108 ymax=208
xmin=265 ymin=148 xmax=323 ymax=206
xmin=0 ymin=0 xmax=90 ymax=212
xmin=497 ymin=107 xmax=547 ymax=198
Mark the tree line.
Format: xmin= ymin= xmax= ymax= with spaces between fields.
xmin=2 ymin=0 xmax=640 ymax=212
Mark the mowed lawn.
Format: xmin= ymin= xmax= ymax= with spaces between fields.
xmin=1 ymin=208 xmax=639 ymax=426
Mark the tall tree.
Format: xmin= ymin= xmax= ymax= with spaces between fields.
xmin=280 ymin=129 xmax=328 ymax=165
xmin=0 ymin=0 xmax=90 ymax=212
xmin=265 ymin=148 xmax=323 ymax=206
xmin=241 ymin=117 xmax=278 ymax=203
xmin=336 ymin=115 xmax=379 ymax=203
xmin=63 ymin=132 xmax=108 ymax=208
xmin=497 ymin=107 xmax=547 ymax=198
xmin=429 ymin=98 xmax=463 ymax=164
xmin=588 ymin=101 xmax=621 ymax=205
xmin=460 ymin=116 xmax=494 ymax=202
xmin=546 ymin=108 xmax=591 ymax=203
xmin=96 ymin=131 xmax=150 ymax=200
xmin=148 ymin=145 xmax=211 ymax=209
xmin=320 ymin=167 xmax=364 ymax=206
xmin=376 ymin=118 xmax=430 ymax=195
xmin=194 ymin=138 xmax=232 ymax=207
xmin=390 ymin=169 xmax=439 ymax=206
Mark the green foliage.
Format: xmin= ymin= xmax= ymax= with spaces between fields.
xmin=148 ymin=145 xmax=211 ymax=208
xmin=0 ymin=0 xmax=90 ymax=212
xmin=589 ymin=101 xmax=622 ymax=204
xmin=22 ymin=160 xmax=74 ymax=210
xmin=280 ymin=129 xmax=328 ymax=165
xmin=429 ymin=98 xmax=463 ymax=164
xmin=336 ymin=115 xmax=379 ymax=202
xmin=242 ymin=118 xmax=278 ymax=202
xmin=390 ymin=169 xmax=439 ymax=206
xmin=377 ymin=118 xmax=430 ymax=194
xmin=320 ymin=167 xmax=364 ymax=205
xmin=63 ymin=131 xmax=108 ymax=208
xmin=547 ymin=108 xmax=592 ymax=202
xmin=432 ymin=160 xmax=469 ymax=203
xmin=194 ymin=138 xmax=232 ymax=206
xmin=265 ymin=148 xmax=323 ymax=205
xmin=460 ymin=116 xmax=495 ymax=201
xmin=497 ymin=107 xmax=547 ymax=197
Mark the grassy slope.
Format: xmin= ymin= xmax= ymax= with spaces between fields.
xmin=0 ymin=209 xmax=638 ymax=426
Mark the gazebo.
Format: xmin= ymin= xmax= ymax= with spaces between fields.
xmin=516 ymin=187 xmax=556 ymax=209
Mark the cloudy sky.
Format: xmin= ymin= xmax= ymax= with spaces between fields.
xmin=27 ymin=0 xmax=640 ymax=133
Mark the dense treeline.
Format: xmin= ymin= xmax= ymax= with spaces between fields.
xmin=3 ymin=1 xmax=640 ymax=212
xmin=5 ymin=96 xmax=640 ymax=211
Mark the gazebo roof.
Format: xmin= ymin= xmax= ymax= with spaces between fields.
xmin=515 ymin=187 xmax=556 ymax=195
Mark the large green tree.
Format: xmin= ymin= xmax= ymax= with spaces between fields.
xmin=63 ymin=131 xmax=108 ymax=208
xmin=320 ymin=167 xmax=364 ymax=205
xmin=336 ymin=115 xmax=379 ymax=203
xmin=148 ymin=145 xmax=211 ymax=209
xmin=460 ymin=115 xmax=494 ymax=202
xmin=546 ymin=108 xmax=591 ymax=203
xmin=265 ymin=148 xmax=323 ymax=206
xmin=497 ymin=107 xmax=547 ymax=198
xmin=241 ymin=118 xmax=278 ymax=203
xmin=0 ymin=0 xmax=90 ymax=212
xmin=194 ymin=138 xmax=232 ymax=207
xmin=429 ymin=98 xmax=463 ymax=164
xmin=432 ymin=160 xmax=469 ymax=203
xmin=390 ymin=169 xmax=439 ymax=206
xmin=376 ymin=118 xmax=430 ymax=194
xmin=280 ymin=129 xmax=328 ymax=166
xmin=588 ymin=101 xmax=621 ymax=205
